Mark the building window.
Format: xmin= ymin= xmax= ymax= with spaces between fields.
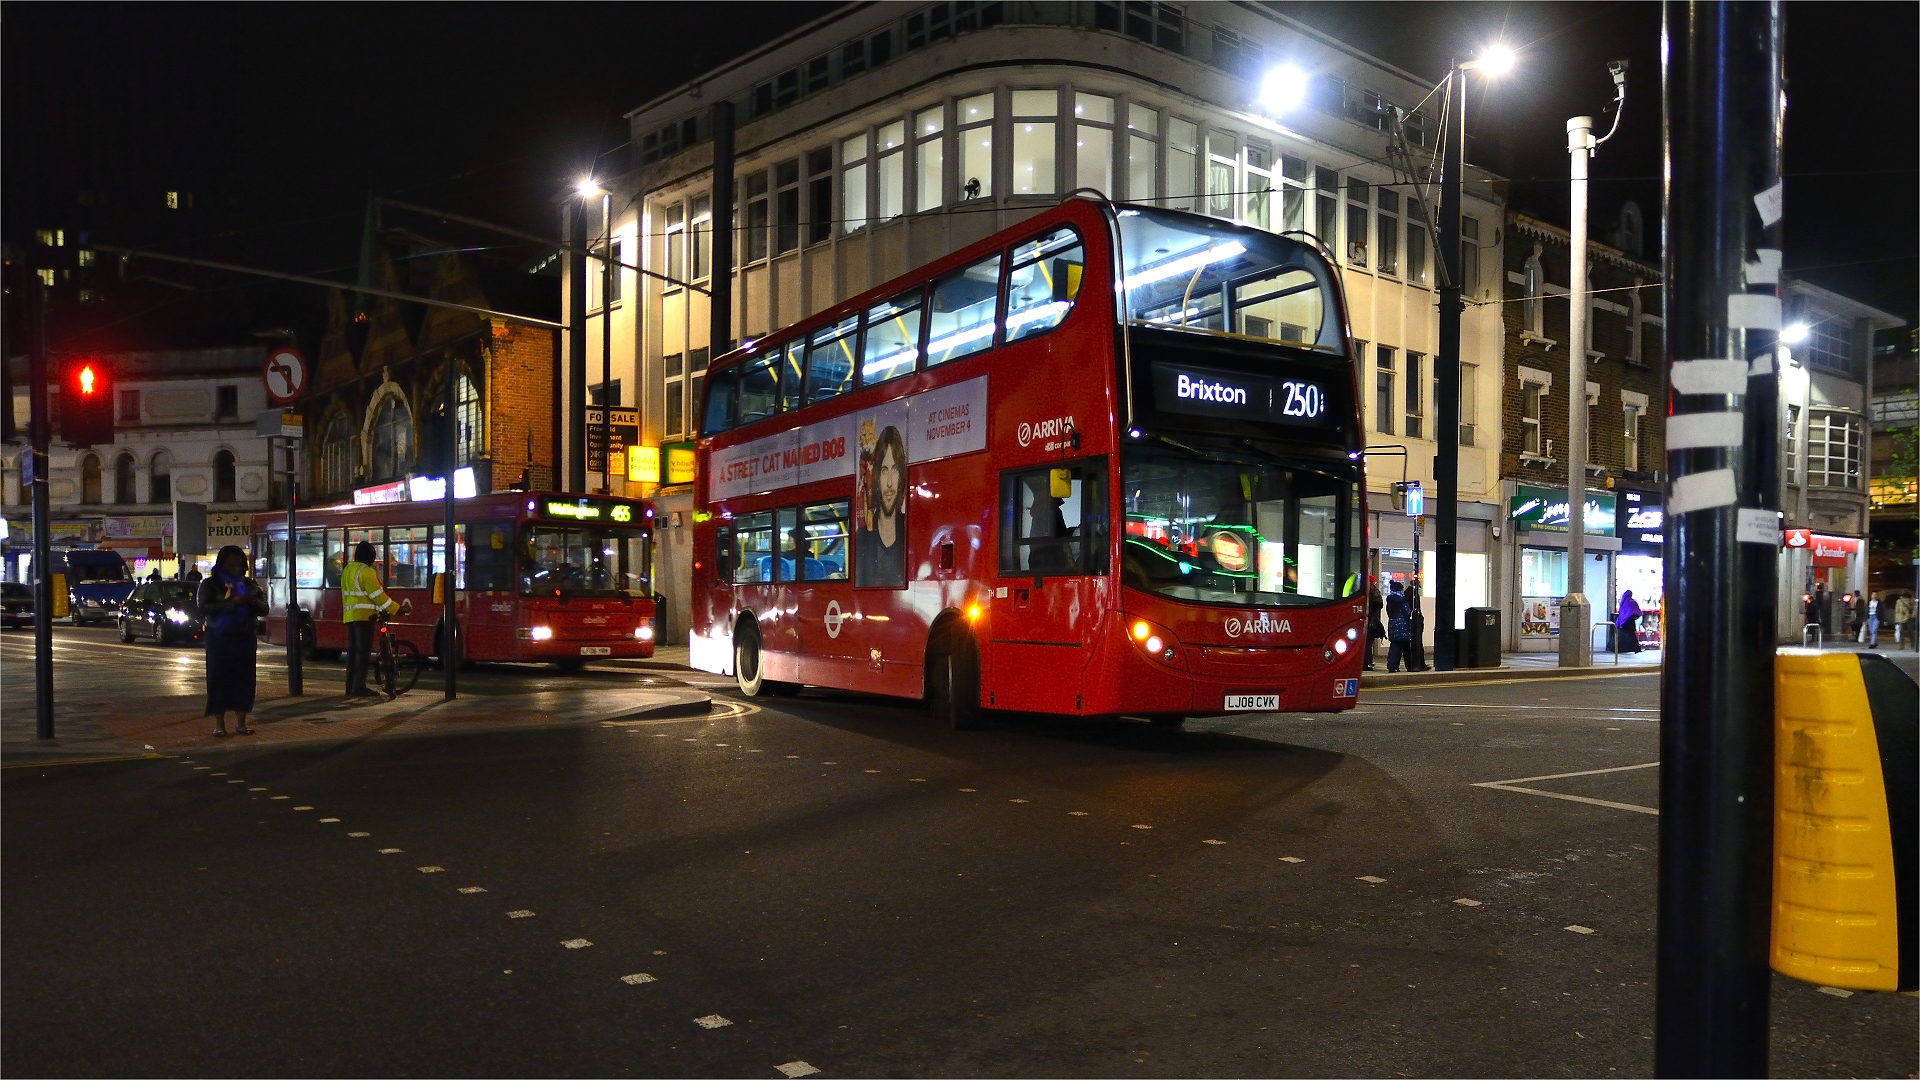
xmin=1373 ymin=345 xmax=1394 ymax=435
xmin=841 ymin=132 xmax=869 ymax=234
xmin=1126 ymin=104 xmax=1157 ymax=203
xmin=1522 ymin=381 xmax=1544 ymax=454
xmin=119 ymin=389 xmax=140 ymax=422
xmin=1808 ymin=411 xmax=1863 ymax=488
xmin=804 ymin=54 xmax=829 ymax=94
xmin=1405 ymin=199 xmax=1427 ymax=285
xmin=914 ymin=105 xmax=945 ymax=212
xmin=1279 ymin=154 xmax=1307 ymax=232
xmin=665 ymin=353 xmax=685 ymax=437
xmin=113 ymin=453 xmax=137 ymax=504
xmin=1166 ymin=117 xmax=1197 ymax=212
xmin=1243 ymin=143 xmax=1272 ymax=230
xmin=320 ymin=413 xmax=354 ymax=494
xmin=1623 ymin=402 xmax=1642 ymax=471
xmin=1403 ymin=350 xmax=1423 ymax=439
xmin=690 ymin=195 xmax=712 ymax=279
xmin=607 ymin=241 xmax=623 ymax=303
xmin=775 ymin=159 xmax=801 ymax=255
xmin=745 ymin=170 xmax=771 ymax=263
xmin=1375 ymin=187 xmax=1399 ymax=276
xmin=1313 ymin=166 xmax=1339 ymax=252
xmin=1458 ymin=362 xmax=1478 ymax=447
xmin=213 ymin=449 xmax=236 ymax=504
xmin=1205 ymin=132 xmax=1236 ymax=219
xmin=1011 ymin=90 xmax=1057 ymax=196
xmin=216 ymin=385 xmax=238 ymax=419
xmin=688 ymin=349 xmax=710 ymax=441
xmin=1094 ymin=0 xmax=1184 ymax=50
xmin=1784 ymin=404 xmax=1800 ymax=486
xmin=451 ymin=373 xmax=481 ymax=469
xmin=958 ymin=93 xmax=994 ymax=200
xmin=80 ymin=454 xmax=102 ymax=504
xmin=150 ymin=451 xmax=172 ymax=504
xmin=663 ymin=202 xmax=685 ymax=286
xmin=1460 ymin=216 xmax=1480 ymax=297
xmin=806 ymin=149 xmax=834 ymax=245
xmin=1345 ymin=177 xmax=1370 ymax=266
xmin=876 ymin=119 xmax=906 ymax=223
xmin=1074 ymin=92 xmax=1114 ymax=198
xmin=371 ymin=394 xmax=414 ymax=481
xmin=590 ymin=380 xmax=621 ymax=406
xmin=1806 ymin=318 xmax=1856 ymax=376
xmin=1522 ymin=244 xmax=1544 ymax=336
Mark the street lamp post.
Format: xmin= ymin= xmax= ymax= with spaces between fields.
xmin=576 ymin=179 xmax=615 ymax=496
xmin=1434 ymin=45 xmax=1511 ymax=671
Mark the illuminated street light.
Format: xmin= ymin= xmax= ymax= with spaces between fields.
xmin=1468 ymin=43 xmax=1517 ymax=76
xmin=1781 ymin=321 xmax=1810 ymax=343
xmin=1256 ymin=65 xmax=1309 ymax=116
xmin=576 ymin=177 xmax=603 ymax=198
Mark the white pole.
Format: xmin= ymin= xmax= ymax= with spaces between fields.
xmin=1560 ymin=115 xmax=1595 ymax=667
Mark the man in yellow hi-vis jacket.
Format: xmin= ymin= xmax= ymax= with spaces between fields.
xmin=342 ymin=540 xmax=409 ymax=696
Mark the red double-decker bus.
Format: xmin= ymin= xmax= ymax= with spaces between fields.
xmin=689 ymin=196 xmax=1367 ymax=727
xmin=253 ymin=491 xmax=658 ymax=669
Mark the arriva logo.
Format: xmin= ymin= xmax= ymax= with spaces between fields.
xmin=1016 ymin=415 xmax=1074 ymax=448
xmin=1223 ymin=614 xmax=1292 ymax=638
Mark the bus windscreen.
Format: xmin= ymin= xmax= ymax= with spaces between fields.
xmin=521 ymin=524 xmax=650 ymax=597
xmin=1117 ymin=207 xmax=1340 ymax=353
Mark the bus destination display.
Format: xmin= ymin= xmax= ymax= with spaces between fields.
xmin=1149 ymin=362 xmax=1340 ymax=429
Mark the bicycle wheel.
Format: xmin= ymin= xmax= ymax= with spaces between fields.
xmin=376 ymin=633 xmax=400 ymax=699
xmin=390 ymin=638 xmax=425 ymax=696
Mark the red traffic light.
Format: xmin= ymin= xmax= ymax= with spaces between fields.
xmin=59 ymin=359 xmax=115 ymax=446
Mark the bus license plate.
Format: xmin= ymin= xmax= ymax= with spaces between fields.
xmin=579 ymin=646 xmax=612 ymax=656
xmin=1224 ymin=693 xmax=1279 ymax=712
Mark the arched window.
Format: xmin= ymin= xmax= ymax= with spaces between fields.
xmin=149 ymin=451 xmax=172 ymax=504
xmin=1522 ymin=243 xmax=1545 ymax=338
xmin=113 ymin=453 xmax=138 ymax=504
xmin=424 ymin=370 xmax=484 ymax=473
xmin=213 ymin=449 xmax=236 ymax=503
xmin=370 ymin=394 xmax=414 ymax=481
xmin=320 ymin=412 xmax=356 ymax=494
xmin=1619 ymin=201 xmax=1644 ymax=258
xmin=80 ymin=454 xmax=102 ymax=504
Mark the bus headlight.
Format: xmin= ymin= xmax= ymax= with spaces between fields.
xmin=1129 ymin=618 xmax=1178 ymax=662
xmin=528 ymin=625 xmax=554 ymax=641
xmin=635 ymin=623 xmax=654 ymax=641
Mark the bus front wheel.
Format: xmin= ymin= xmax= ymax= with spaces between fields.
xmin=927 ymin=626 xmax=984 ymax=731
xmin=734 ymin=623 xmax=798 ymax=697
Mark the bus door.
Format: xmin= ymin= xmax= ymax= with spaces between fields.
xmin=462 ymin=521 xmax=516 ymax=659
xmin=991 ymin=459 xmax=1110 ymax=712
xmin=786 ymin=500 xmax=853 ymax=685
xmin=729 ymin=510 xmax=803 ymax=683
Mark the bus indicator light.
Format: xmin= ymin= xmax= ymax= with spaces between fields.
xmin=1131 ymin=621 xmax=1151 ymax=641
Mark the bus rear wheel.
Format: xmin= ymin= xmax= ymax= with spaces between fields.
xmin=734 ymin=623 xmax=798 ymax=697
xmin=927 ymin=625 xmax=984 ymax=731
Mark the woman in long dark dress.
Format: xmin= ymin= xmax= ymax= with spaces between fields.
xmin=197 ymin=545 xmax=267 ymax=737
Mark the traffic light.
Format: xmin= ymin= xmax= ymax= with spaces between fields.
xmin=59 ymin=359 xmax=114 ymax=446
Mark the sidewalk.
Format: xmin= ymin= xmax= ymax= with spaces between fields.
xmin=3 ymin=675 xmax=711 ymax=763
xmin=1359 ymin=647 xmax=1662 ymax=688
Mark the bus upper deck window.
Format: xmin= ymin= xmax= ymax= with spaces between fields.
xmin=1005 ymin=227 xmax=1083 ymax=344
xmin=779 ymin=340 xmax=806 ymax=412
xmin=927 ymin=254 xmax=1001 ymax=366
xmin=738 ymin=351 xmax=780 ymax=425
xmin=861 ymin=289 xmax=923 ymax=386
xmin=702 ymin=366 xmax=739 ymax=435
xmin=804 ymin=315 xmax=859 ymax=404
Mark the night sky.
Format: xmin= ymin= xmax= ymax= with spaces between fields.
xmin=5 ymin=2 xmax=1913 ymax=353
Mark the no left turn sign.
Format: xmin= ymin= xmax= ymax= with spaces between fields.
xmin=263 ymin=345 xmax=309 ymax=405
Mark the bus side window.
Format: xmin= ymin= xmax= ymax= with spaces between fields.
xmin=998 ymin=458 xmax=1108 ymax=576
xmin=1005 ymin=227 xmax=1083 ymax=344
xmin=860 ymin=289 xmax=923 ymax=386
xmin=702 ymin=365 xmax=739 ymax=435
xmin=346 ymin=528 xmax=386 ymax=580
xmin=779 ymin=340 xmax=805 ymax=413
xmin=804 ymin=314 xmax=859 ymax=404
xmin=714 ymin=525 xmax=735 ymax=582
xmin=799 ymin=500 xmax=850 ymax=581
xmin=466 ymin=523 xmax=514 ymax=591
xmin=294 ymin=528 xmax=326 ymax=589
xmin=774 ymin=507 xmax=799 ymax=582
xmin=323 ymin=529 xmax=344 ymax=588
xmin=927 ymin=254 xmax=1002 ymax=366
xmin=738 ymin=353 xmax=780 ymax=425
xmin=733 ymin=512 xmax=774 ymax=584
xmin=388 ymin=526 xmax=433 ymax=589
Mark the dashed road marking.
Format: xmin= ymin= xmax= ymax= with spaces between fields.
xmin=1818 ymin=986 xmax=1854 ymax=998
xmin=458 ymin=886 xmax=488 ymax=894
xmin=292 ymin=806 xmax=314 ymax=811
xmin=776 ymin=1062 xmax=821 ymax=1078
xmin=622 ymin=972 xmax=657 ymax=985
xmin=864 ymin=769 xmax=881 ymax=774
xmin=1454 ymin=898 xmax=1483 ymax=907
xmin=417 ymin=866 xmax=445 ymax=874
xmin=348 ymin=831 xmax=371 ymax=838
xmin=1471 ymin=762 xmax=1660 ymax=817
xmin=1357 ymin=875 xmax=1387 ymax=884
xmin=562 ymin=938 xmax=593 ymax=949
xmin=693 ymin=1014 xmax=733 ymax=1029
xmin=1566 ymin=925 xmax=1596 ymax=935
xmin=210 ymin=771 xmax=227 ymax=776
xmin=786 ymin=755 xmax=800 ymax=759
xmin=319 ymin=817 xmax=340 ymax=823
xmin=1279 ymin=856 xmax=1305 ymax=863
xmin=248 ymin=787 xmax=267 ymax=792
xmin=822 ymin=761 xmax=837 ymax=765
xmin=377 ymin=847 xmax=403 ymax=854
xmin=193 ymin=766 xmax=211 ymax=771
xmin=507 ymin=910 xmax=536 ymax=919
xmin=1010 ymin=798 xmax=1029 ymax=804
xmin=1131 ymin=824 xmax=1152 ymax=830
xmin=1202 ymin=839 xmax=1226 ymax=845
xmin=227 ymin=780 xmax=246 ymax=784
xmin=270 ymin=795 xmax=290 ymax=801
xmin=958 ymin=787 xmax=977 ymax=792
xmin=1069 ymin=811 xmax=1089 ymax=816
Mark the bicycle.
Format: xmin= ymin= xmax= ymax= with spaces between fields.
xmin=372 ymin=611 xmax=425 ymax=699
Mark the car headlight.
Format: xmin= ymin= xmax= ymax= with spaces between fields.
xmin=167 ymin=609 xmax=191 ymax=624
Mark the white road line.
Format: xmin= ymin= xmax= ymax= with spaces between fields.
xmin=378 ymin=847 xmax=403 ymax=854
xmin=958 ymin=787 xmax=977 ymax=792
xmin=1068 ymin=811 xmax=1089 ymax=816
xmin=193 ymin=767 xmax=211 ymax=771
xmin=1470 ymin=761 xmax=1660 ymax=817
xmin=908 ymin=777 xmax=926 ymax=782
xmin=863 ymin=769 xmax=881 ymax=774
xmin=269 ymin=795 xmax=290 ymax=801
xmin=417 ymin=866 xmax=445 ymax=874
xmin=210 ymin=772 xmax=227 ymax=776
xmin=1362 ymin=701 xmax=1660 ymax=713
xmin=1566 ymin=925 xmax=1596 ymax=935
xmin=248 ymin=786 xmax=267 ymax=791
xmin=776 ymin=1062 xmax=820 ymax=1078
xmin=1279 ymin=856 xmax=1305 ymax=863
xmin=1479 ymin=761 xmax=1660 ymax=786
xmin=561 ymin=938 xmax=592 ymax=949
xmin=1202 ymin=839 xmax=1226 ymax=845
xmin=621 ymin=972 xmax=657 ymax=985
xmin=458 ymin=886 xmax=488 ymax=894
xmin=506 ymin=909 xmax=535 ymax=919
xmin=693 ymin=1014 xmax=733 ymax=1029
xmin=227 ymin=780 xmax=246 ymax=784
xmin=292 ymin=806 xmax=314 ymax=811
xmin=319 ymin=817 xmax=340 ymax=823
xmin=1817 ymin=986 xmax=1854 ymax=998
xmin=1009 ymin=798 xmax=1029 ymax=804
xmin=347 ymin=831 xmax=370 ymax=838
xmin=1454 ymin=898 xmax=1483 ymax=907
xmin=1130 ymin=824 xmax=1151 ymax=830
xmin=1357 ymin=875 xmax=1387 ymax=884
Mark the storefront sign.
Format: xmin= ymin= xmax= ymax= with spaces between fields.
xmin=1784 ymin=529 xmax=1861 ymax=567
xmin=628 ymin=445 xmax=661 ymax=484
xmin=585 ymin=408 xmax=641 ymax=473
xmin=1508 ymin=484 xmax=1616 ymax=536
xmin=1620 ymin=491 xmax=1663 ymax=555
xmin=353 ymin=480 xmax=408 ymax=506
xmin=666 ymin=446 xmax=697 ymax=485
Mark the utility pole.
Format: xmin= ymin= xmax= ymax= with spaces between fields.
xmin=1657 ymin=2 xmax=1785 ymax=1074
xmin=566 ymin=201 xmax=588 ymax=493
xmin=1432 ymin=59 xmax=1465 ymax=671
xmin=600 ymin=189 xmax=613 ymax=495
xmin=442 ymin=354 xmax=458 ymax=701
xmin=710 ymin=102 xmax=736 ymax=365
xmin=27 ymin=264 xmax=54 ymax=739
xmin=284 ymin=435 xmax=303 ymax=696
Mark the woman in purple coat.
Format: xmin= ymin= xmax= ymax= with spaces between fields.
xmin=1615 ymin=589 xmax=1643 ymax=653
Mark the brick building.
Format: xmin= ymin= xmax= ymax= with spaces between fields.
xmin=1499 ymin=210 xmax=1665 ymax=651
xmin=300 ymin=251 xmax=554 ymax=506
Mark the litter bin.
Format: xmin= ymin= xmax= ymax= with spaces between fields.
xmin=1462 ymin=607 xmax=1502 ymax=668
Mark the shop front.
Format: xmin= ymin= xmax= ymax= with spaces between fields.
xmin=1615 ymin=489 xmax=1664 ymax=650
xmin=1780 ymin=529 xmax=1868 ymax=640
xmin=1365 ymin=492 xmax=1498 ymax=651
xmin=1509 ymin=484 xmax=1618 ymax=652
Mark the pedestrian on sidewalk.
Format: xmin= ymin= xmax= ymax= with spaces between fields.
xmin=1894 ymin=593 xmax=1914 ymax=648
xmin=342 ymin=541 xmax=407 ymax=697
xmin=1364 ymin=582 xmax=1385 ymax=671
xmin=1406 ymin=579 xmax=1429 ymax=671
xmin=1615 ymin=590 xmax=1643 ymax=653
xmin=196 ymin=545 xmax=267 ymax=737
xmin=1864 ymin=592 xmax=1881 ymax=648
xmin=1385 ymin=580 xmax=1412 ymax=673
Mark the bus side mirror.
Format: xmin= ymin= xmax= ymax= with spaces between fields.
xmin=1049 ymin=469 xmax=1073 ymax=499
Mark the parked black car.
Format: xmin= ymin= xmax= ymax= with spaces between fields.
xmin=119 ymin=581 xmax=204 ymax=644
xmin=1 ymin=582 xmax=34 ymax=629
